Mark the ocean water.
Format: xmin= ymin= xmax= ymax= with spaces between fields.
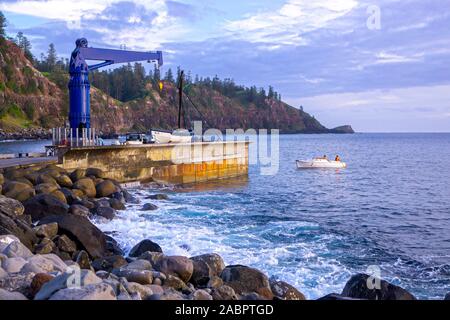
xmin=2 ymin=134 xmax=450 ymax=299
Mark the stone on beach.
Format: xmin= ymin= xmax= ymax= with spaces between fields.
xmin=49 ymin=283 xmax=116 ymax=300
xmin=85 ymin=168 xmax=107 ymax=179
xmin=33 ymin=223 xmax=58 ymax=238
xmin=0 ymin=195 xmax=25 ymax=218
xmin=96 ymin=180 xmax=117 ymax=198
xmin=1 ymin=257 xmax=27 ymax=273
xmin=23 ymin=194 xmax=69 ymax=221
xmin=69 ymin=204 xmax=90 ymax=217
xmin=34 ymin=183 xmax=59 ymax=195
xmin=73 ymin=178 xmax=97 ymax=198
xmin=154 ymin=255 xmax=193 ymax=283
xmin=2 ymin=240 xmax=33 ymax=258
xmin=113 ymin=269 xmax=153 ymax=285
xmin=190 ymin=253 xmax=225 ymax=286
xmin=55 ymin=175 xmax=73 ymax=188
xmin=30 ymin=273 xmax=54 ymax=297
xmin=0 ymin=288 xmax=28 ymax=300
xmin=69 ymin=169 xmax=85 ymax=182
xmin=91 ymin=255 xmax=127 ymax=272
xmin=220 ymin=265 xmax=273 ymax=300
xmin=210 ymin=285 xmax=238 ymax=300
xmin=38 ymin=215 xmax=107 ymax=259
xmin=269 ymin=279 xmax=305 ymax=300
xmin=129 ymin=239 xmax=163 ymax=257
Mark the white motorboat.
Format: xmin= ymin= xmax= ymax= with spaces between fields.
xmin=124 ymin=133 xmax=150 ymax=145
xmin=151 ymin=129 xmax=192 ymax=144
xmin=296 ymin=158 xmax=347 ymax=169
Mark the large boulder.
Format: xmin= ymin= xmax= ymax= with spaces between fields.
xmin=36 ymin=174 xmax=58 ymax=186
xmin=96 ymin=180 xmax=117 ymax=198
xmin=0 ymin=212 xmax=38 ymax=249
xmin=73 ymin=178 xmax=96 ymax=198
xmin=270 ymin=280 xmax=305 ymax=300
xmin=129 ymin=239 xmax=163 ymax=257
xmin=94 ymin=206 xmax=116 ymax=220
xmin=34 ymin=183 xmax=59 ymax=195
xmin=0 ymin=271 xmax=35 ymax=297
xmin=190 ymin=253 xmax=225 ymax=286
xmin=49 ymin=283 xmax=116 ymax=300
xmin=154 ymin=256 xmax=193 ymax=283
xmin=21 ymin=254 xmax=67 ymax=274
xmin=341 ymin=274 xmax=416 ymax=300
xmin=0 ymin=288 xmax=28 ymax=300
xmin=85 ymin=168 xmax=106 ymax=179
xmin=69 ymin=204 xmax=90 ymax=217
xmin=50 ymin=190 xmax=67 ymax=204
xmin=35 ymin=269 xmax=103 ymax=300
xmin=2 ymin=182 xmax=35 ymax=202
xmin=220 ymin=265 xmax=273 ymax=299
xmin=0 ymin=195 xmax=25 ymax=218
xmin=69 ymin=169 xmax=85 ymax=182
xmin=23 ymin=194 xmax=69 ymax=221
xmin=211 ymin=285 xmax=238 ymax=300
xmin=55 ymin=175 xmax=73 ymax=188
xmin=38 ymin=215 xmax=107 ymax=259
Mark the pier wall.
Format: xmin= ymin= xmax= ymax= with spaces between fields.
xmin=58 ymin=141 xmax=249 ymax=184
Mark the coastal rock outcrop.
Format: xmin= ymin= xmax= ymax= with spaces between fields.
xmin=129 ymin=239 xmax=163 ymax=257
xmin=220 ymin=265 xmax=274 ymax=300
xmin=341 ymin=273 xmax=416 ymax=300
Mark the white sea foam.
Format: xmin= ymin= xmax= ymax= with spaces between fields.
xmin=94 ymin=188 xmax=353 ymax=299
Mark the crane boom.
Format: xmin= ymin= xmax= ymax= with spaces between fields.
xmin=68 ymin=38 xmax=163 ymax=130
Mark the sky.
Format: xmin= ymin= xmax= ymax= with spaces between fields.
xmin=1 ymin=0 xmax=450 ymax=132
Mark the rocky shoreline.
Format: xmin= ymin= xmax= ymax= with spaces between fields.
xmin=0 ymin=128 xmax=52 ymax=142
xmin=0 ymin=164 xmax=446 ymax=300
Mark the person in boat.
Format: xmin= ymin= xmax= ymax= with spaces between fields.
xmin=335 ymin=155 xmax=341 ymax=162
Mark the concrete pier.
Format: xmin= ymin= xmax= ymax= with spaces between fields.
xmin=56 ymin=141 xmax=249 ymax=184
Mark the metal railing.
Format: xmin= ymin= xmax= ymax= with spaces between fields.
xmin=52 ymin=127 xmax=99 ymax=147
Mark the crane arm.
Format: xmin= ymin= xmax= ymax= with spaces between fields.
xmin=79 ymin=47 xmax=163 ymax=70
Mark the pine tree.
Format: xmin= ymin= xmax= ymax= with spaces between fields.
xmin=46 ymin=43 xmax=57 ymax=71
xmin=164 ymin=68 xmax=174 ymax=82
xmin=16 ymin=32 xmax=33 ymax=61
xmin=0 ymin=11 xmax=7 ymax=37
xmin=268 ymin=86 xmax=274 ymax=99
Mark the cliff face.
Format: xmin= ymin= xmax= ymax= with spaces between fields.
xmin=0 ymin=39 xmax=352 ymax=136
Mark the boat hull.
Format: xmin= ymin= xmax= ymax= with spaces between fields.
xmin=296 ymin=159 xmax=346 ymax=169
xmin=151 ymin=129 xmax=192 ymax=144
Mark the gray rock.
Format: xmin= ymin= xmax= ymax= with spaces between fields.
xmin=21 ymin=254 xmax=67 ymax=274
xmin=155 ymin=255 xmax=193 ymax=283
xmin=0 ymin=272 xmax=35 ymax=297
xmin=341 ymin=273 xmax=416 ymax=300
xmin=109 ymin=198 xmax=126 ymax=210
xmin=124 ymin=259 xmax=153 ymax=271
xmin=0 ymin=288 xmax=28 ymax=300
xmin=75 ymin=251 xmax=91 ymax=270
xmin=140 ymin=203 xmax=158 ymax=211
xmin=49 ymin=283 xmax=116 ymax=300
xmin=270 ymin=280 xmax=306 ymax=300
xmin=34 ymin=223 xmax=58 ymax=238
xmin=147 ymin=284 xmax=164 ymax=295
xmin=191 ymin=289 xmax=213 ymax=300
xmin=56 ymin=235 xmax=77 ymax=253
xmin=122 ymin=281 xmax=153 ymax=299
xmin=69 ymin=204 xmax=90 ymax=217
xmin=94 ymin=206 xmax=116 ymax=220
xmin=96 ymin=180 xmax=118 ymax=198
xmin=34 ymin=238 xmax=56 ymax=254
xmin=3 ymin=240 xmax=33 ymax=258
xmin=113 ymin=269 xmax=153 ymax=285
xmin=1 ymin=257 xmax=27 ymax=273
xmin=129 ymin=239 xmax=163 ymax=257
xmin=23 ymin=194 xmax=69 ymax=222
xmin=38 ymin=215 xmax=107 ymax=259
xmin=220 ymin=265 xmax=273 ymax=300
xmin=35 ymin=269 xmax=102 ymax=300
xmin=163 ymin=274 xmax=190 ymax=292
xmin=0 ymin=195 xmax=25 ymax=218
xmin=92 ymin=255 xmax=127 ymax=272
xmin=0 ymin=235 xmax=21 ymax=252
xmin=138 ymin=251 xmax=164 ymax=267
xmin=207 ymin=276 xmax=224 ymax=289
xmin=0 ymin=267 xmax=7 ymax=279
xmin=146 ymin=194 xmax=169 ymax=200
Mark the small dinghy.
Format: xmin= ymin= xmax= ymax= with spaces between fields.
xmin=296 ymin=158 xmax=347 ymax=169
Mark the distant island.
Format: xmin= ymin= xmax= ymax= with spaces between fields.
xmin=0 ymin=35 xmax=353 ymax=139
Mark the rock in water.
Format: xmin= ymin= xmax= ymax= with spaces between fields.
xmin=129 ymin=239 xmax=163 ymax=257
xmin=146 ymin=194 xmax=169 ymax=200
xmin=109 ymin=198 xmax=126 ymax=210
xmin=23 ymin=194 xmax=69 ymax=221
xmin=0 ymin=196 xmax=25 ymax=218
xmin=94 ymin=206 xmax=116 ymax=220
xmin=140 ymin=203 xmax=158 ymax=211
xmin=96 ymin=180 xmax=117 ymax=198
xmin=341 ymin=273 xmax=416 ymax=300
xmin=38 ymin=215 xmax=107 ymax=259
xmin=220 ymin=265 xmax=274 ymax=300
xmin=270 ymin=280 xmax=305 ymax=300
xmin=69 ymin=204 xmax=90 ymax=217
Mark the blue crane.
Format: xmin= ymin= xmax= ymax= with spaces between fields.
xmin=68 ymin=38 xmax=163 ymax=130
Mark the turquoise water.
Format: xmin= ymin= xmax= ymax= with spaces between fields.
xmin=3 ymin=134 xmax=450 ymax=299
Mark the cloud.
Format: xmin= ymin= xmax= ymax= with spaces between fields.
xmin=224 ymin=0 xmax=359 ymax=46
